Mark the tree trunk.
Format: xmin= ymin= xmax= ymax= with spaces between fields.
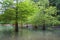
xmin=15 ymin=0 xmax=19 ymax=32
xmin=15 ymin=21 xmax=18 ymax=32
xmin=42 ymin=20 xmax=46 ymax=31
xmin=26 ymin=24 xmax=28 ymax=28
xmin=42 ymin=24 xmax=45 ymax=30
xmin=34 ymin=25 xmax=38 ymax=30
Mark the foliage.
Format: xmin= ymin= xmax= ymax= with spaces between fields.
xmin=0 ymin=0 xmax=39 ymax=24
xmin=27 ymin=0 xmax=60 ymax=27
xmin=0 ymin=0 xmax=60 ymax=28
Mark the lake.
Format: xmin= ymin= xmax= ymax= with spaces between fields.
xmin=0 ymin=29 xmax=60 ymax=40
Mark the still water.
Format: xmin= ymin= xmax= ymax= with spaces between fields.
xmin=0 ymin=29 xmax=60 ymax=40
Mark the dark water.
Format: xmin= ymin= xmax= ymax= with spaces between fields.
xmin=0 ymin=29 xmax=60 ymax=40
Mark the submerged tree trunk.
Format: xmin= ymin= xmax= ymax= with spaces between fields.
xmin=26 ymin=24 xmax=28 ymax=28
xmin=15 ymin=21 xmax=18 ymax=32
xmin=42 ymin=24 xmax=45 ymax=30
xmin=34 ymin=24 xmax=38 ymax=30
xmin=42 ymin=20 xmax=46 ymax=31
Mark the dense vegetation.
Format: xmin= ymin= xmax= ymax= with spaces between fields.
xmin=0 ymin=0 xmax=60 ymax=31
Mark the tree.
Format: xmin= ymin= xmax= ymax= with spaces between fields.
xmin=0 ymin=0 xmax=39 ymax=32
xmin=27 ymin=0 xmax=58 ymax=30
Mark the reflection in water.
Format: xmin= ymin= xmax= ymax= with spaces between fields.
xmin=0 ymin=29 xmax=60 ymax=40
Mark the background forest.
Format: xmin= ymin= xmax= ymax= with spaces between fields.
xmin=0 ymin=0 xmax=60 ymax=30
